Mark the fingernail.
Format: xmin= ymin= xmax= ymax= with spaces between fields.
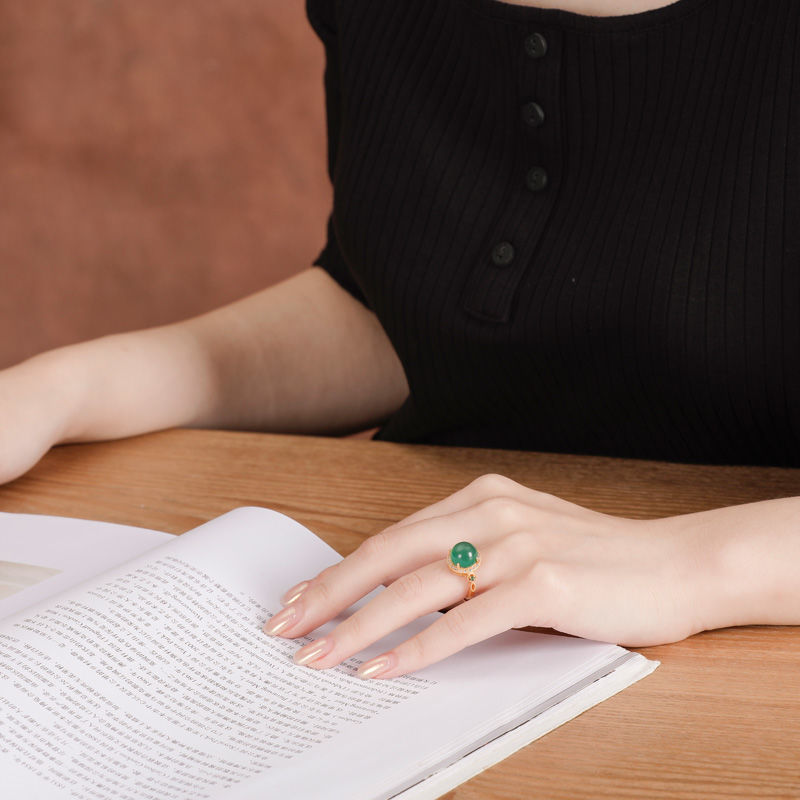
xmin=293 ymin=637 xmax=334 ymax=667
xmin=357 ymin=653 xmax=396 ymax=680
xmin=263 ymin=604 xmax=299 ymax=636
xmin=281 ymin=580 xmax=310 ymax=606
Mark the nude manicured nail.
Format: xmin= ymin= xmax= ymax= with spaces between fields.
xmin=281 ymin=581 xmax=310 ymax=606
xmin=293 ymin=637 xmax=333 ymax=667
xmin=263 ymin=604 xmax=299 ymax=636
xmin=357 ymin=654 xmax=395 ymax=680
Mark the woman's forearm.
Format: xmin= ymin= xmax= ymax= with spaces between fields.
xmin=668 ymin=497 xmax=800 ymax=633
xmin=0 ymin=268 xmax=408 ymax=483
xmin=182 ymin=267 xmax=408 ymax=435
xmin=68 ymin=267 xmax=408 ymax=440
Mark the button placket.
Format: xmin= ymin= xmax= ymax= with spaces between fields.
xmin=463 ymin=27 xmax=562 ymax=323
xmin=522 ymin=30 xmax=550 ymax=197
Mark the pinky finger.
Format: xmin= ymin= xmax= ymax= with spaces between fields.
xmin=357 ymin=582 xmax=528 ymax=679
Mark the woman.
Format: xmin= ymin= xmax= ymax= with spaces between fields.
xmin=2 ymin=0 xmax=799 ymax=679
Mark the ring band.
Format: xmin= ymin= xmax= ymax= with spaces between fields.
xmin=447 ymin=541 xmax=481 ymax=600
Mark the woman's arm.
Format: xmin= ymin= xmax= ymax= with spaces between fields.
xmin=673 ymin=496 xmax=800 ymax=630
xmin=263 ymin=475 xmax=800 ymax=679
xmin=0 ymin=267 xmax=408 ymax=484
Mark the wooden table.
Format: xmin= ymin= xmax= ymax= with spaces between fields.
xmin=1 ymin=429 xmax=798 ymax=799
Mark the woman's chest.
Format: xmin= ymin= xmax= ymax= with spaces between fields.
xmin=322 ymin=0 xmax=800 ymax=459
xmin=332 ymin=0 xmax=800 ymax=328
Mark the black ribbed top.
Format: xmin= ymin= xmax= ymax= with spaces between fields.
xmin=306 ymin=0 xmax=800 ymax=465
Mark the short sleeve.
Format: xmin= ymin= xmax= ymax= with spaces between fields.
xmin=307 ymin=0 xmax=370 ymax=307
xmin=313 ymin=216 xmax=370 ymax=306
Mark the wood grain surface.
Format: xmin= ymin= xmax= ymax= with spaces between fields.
xmin=1 ymin=429 xmax=798 ymax=798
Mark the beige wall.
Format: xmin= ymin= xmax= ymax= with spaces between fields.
xmin=0 ymin=0 xmax=330 ymax=368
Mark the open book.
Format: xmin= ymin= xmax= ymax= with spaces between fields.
xmin=0 ymin=508 xmax=657 ymax=799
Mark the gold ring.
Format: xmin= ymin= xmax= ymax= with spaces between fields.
xmin=447 ymin=541 xmax=481 ymax=600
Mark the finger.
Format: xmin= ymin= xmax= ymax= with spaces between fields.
xmin=268 ymin=502 xmax=528 ymax=639
xmin=276 ymin=479 xmax=569 ymax=623
xmin=292 ymin=544 xmax=509 ymax=669
xmin=391 ymin=473 xmax=590 ymax=531
xmin=356 ymin=580 xmax=529 ymax=679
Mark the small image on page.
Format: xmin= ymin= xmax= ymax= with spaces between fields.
xmin=0 ymin=561 xmax=62 ymax=600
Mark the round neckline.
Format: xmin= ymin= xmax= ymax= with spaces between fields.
xmin=458 ymin=0 xmax=713 ymax=32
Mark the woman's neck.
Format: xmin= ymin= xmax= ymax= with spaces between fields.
xmin=494 ymin=0 xmax=680 ymax=14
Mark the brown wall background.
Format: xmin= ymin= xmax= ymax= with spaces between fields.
xmin=0 ymin=0 xmax=330 ymax=368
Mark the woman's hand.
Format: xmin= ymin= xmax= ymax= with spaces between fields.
xmin=0 ymin=353 xmax=80 ymax=485
xmin=264 ymin=474 xmax=738 ymax=679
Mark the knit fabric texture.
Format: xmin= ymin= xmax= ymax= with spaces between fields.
xmin=307 ymin=0 xmax=800 ymax=465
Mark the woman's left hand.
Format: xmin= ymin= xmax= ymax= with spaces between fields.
xmin=261 ymin=474 xmax=764 ymax=679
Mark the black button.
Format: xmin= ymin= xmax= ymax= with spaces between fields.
xmin=524 ymin=32 xmax=548 ymax=59
xmin=491 ymin=241 xmax=515 ymax=267
xmin=526 ymin=167 xmax=548 ymax=192
xmin=521 ymin=101 xmax=545 ymax=128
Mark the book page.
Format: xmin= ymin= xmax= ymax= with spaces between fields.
xmin=0 ymin=507 xmax=641 ymax=800
xmin=0 ymin=512 xmax=172 ymax=620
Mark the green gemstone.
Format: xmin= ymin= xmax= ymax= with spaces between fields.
xmin=449 ymin=541 xmax=478 ymax=569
